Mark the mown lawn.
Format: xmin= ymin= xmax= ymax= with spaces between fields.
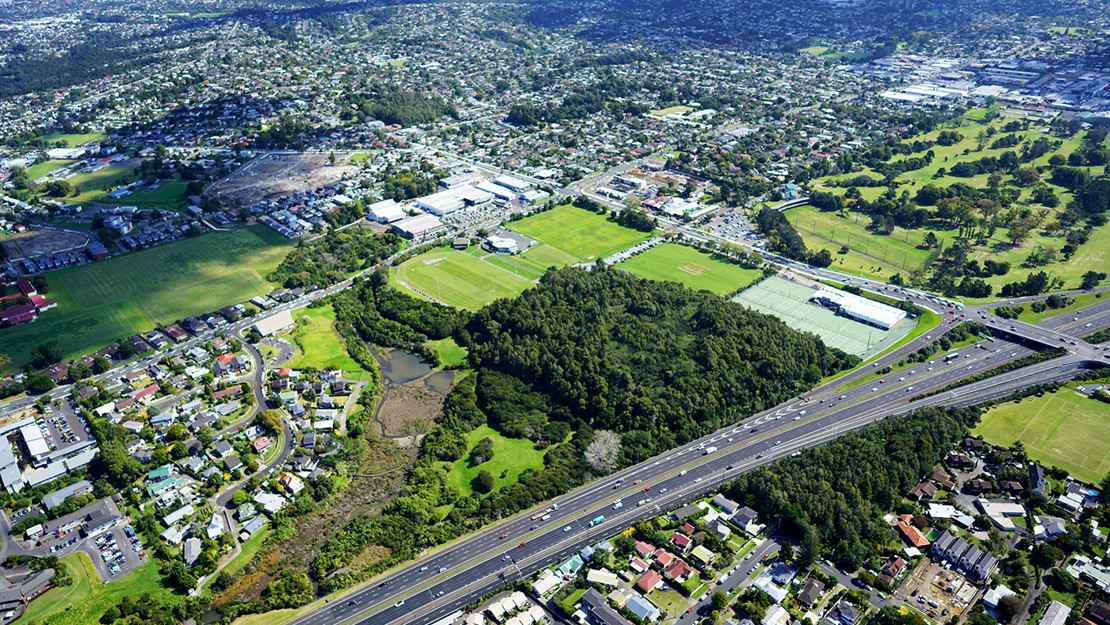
xmin=101 ymin=182 xmax=191 ymax=211
xmin=391 ymin=247 xmax=535 ymax=311
xmin=39 ymin=132 xmax=107 ymax=146
xmin=512 ymin=204 xmax=653 ymax=265
xmin=444 ymin=424 xmax=548 ymax=497
xmin=619 ymin=243 xmax=762 ymax=295
xmin=22 ymin=552 xmax=175 ymax=625
xmin=25 ymin=159 xmax=77 ymax=180
xmin=427 ymin=337 xmax=468 ymax=368
xmin=0 ymin=227 xmax=290 ymax=372
xmin=285 ymin=304 xmax=369 ymax=375
xmin=975 ymin=389 xmax=1110 ymax=484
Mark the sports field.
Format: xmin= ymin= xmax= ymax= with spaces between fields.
xmin=512 ymin=204 xmax=653 ymax=265
xmin=102 ymin=181 xmax=191 ymax=211
xmin=392 ymin=247 xmax=535 ymax=311
xmin=25 ymin=159 xmax=76 ymax=180
xmin=731 ymin=277 xmax=914 ymax=357
xmin=0 ymin=227 xmax=290 ymax=372
xmin=618 ymin=243 xmax=762 ymax=295
xmin=975 ymin=389 xmax=1110 ymax=485
xmin=39 ymin=132 xmax=107 ymax=146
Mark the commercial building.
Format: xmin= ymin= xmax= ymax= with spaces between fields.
xmin=391 ymin=214 xmax=447 ymax=239
xmin=810 ymin=287 xmax=907 ymax=330
xmin=254 ymin=309 xmax=295 ymax=337
xmin=415 ymin=187 xmax=494 ymax=216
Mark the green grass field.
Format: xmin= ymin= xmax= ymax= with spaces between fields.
xmin=391 ymin=206 xmax=651 ymax=309
xmin=427 ymin=337 xmax=468 ymax=368
xmin=21 ymin=551 xmax=174 ymax=625
xmin=0 ymin=227 xmax=290 ymax=372
xmin=102 ymin=182 xmax=191 ymax=211
xmin=804 ymin=115 xmax=1110 ymax=295
xmin=618 ymin=243 xmax=762 ymax=295
xmin=649 ymin=105 xmax=694 ymax=117
xmin=25 ymin=159 xmax=76 ymax=180
xmin=975 ymin=389 xmax=1110 ymax=484
xmin=39 ymin=132 xmax=107 ymax=146
xmin=285 ymin=304 xmax=371 ymax=376
xmin=513 ymin=204 xmax=653 ymax=265
xmin=444 ymin=424 xmax=548 ymax=497
xmin=391 ymin=248 xmax=535 ymax=311
xmin=64 ymin=166 xmax=134 ymax=194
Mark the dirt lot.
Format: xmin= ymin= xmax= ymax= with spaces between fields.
xmin=206 ymin=153 xmax=357 ymax=206
xmin=896 ymin=559 xmax=976 ymax=619
xmin=1 ymin=228 xmax=90 ymax=260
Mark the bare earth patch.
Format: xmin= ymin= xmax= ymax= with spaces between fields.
xmin=1 ymin=228 xmax=90 ymax=260
xmin=375 ymin=384 xmax=445 ymax=439
xmin=679 ymin=263 xmax=707 ymax=275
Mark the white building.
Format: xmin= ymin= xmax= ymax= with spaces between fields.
xmin=254 ymin=309 xmax=295 ymax=337
xmin=415 ymin=187 xmax=494 ymax=216
xmin=811 ymin=287 xmax=907 ymax=330
xmin=367 ymin=199 xmax=406 ymax=223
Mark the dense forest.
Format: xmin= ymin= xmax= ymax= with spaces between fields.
xmin=346 ymin=91 xmax=458 ymax=127
xmin=724 ymin=405 xmax=982 ymax=570
xmin=267 ymin=228 xmax=402 ymax=288
xmin=304 ymin=265 xmax=858 ymax=594
xmin=464 ymin=266 xmax=857 ymax=456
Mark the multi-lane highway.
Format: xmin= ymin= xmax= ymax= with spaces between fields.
xmin=285 ymin=316 xmax=1104 ymax=625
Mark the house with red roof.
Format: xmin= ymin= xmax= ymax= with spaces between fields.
xmin=896 ymin=515 xmax=931 ymax=548
xmin=0 ymin=303 xmax=39 ymax=325
xmin=133 ymin=384 xmax=159 ymax=405
xmin=654 ymin=549 xmax=675 ymax=567
xmin=670 ymin=532 xmax=693 ymax=554
xmin=252 ymin=436 xmax=273 ymax=454
xmin=664 ymin=559 xmax=693 ymax=583
xmin=637 ymin=570 xmax=663 ymax=592
xmin=634 ymin=541 xmax=655 ymax=559
xmin=629 ymin=556 xmax=649 ymax=573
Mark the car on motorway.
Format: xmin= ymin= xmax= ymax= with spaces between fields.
xmin=679 ymin=470 xmax=687 ymax=476
xmin=906 ymin=387 xmax=914 ymax=392
xmin=774 ymin=440 xmax=781 ymax=445
xmin=379 ymin=582 xmax=388 ymax=588
xmin=394 ymin=600 xmax=405 ymax=608
xmin=519 ymin=542 xmax=527 ymax=548
xmin=530 ymin=524 xmax=539 ymax=530
xmin=500 ymin=534 xmax=508 ymax=539
xmin=871 ymin=388 xmax=878 ymax=392
xmin=633 ymin=479 xmax=642 ymax=485
xmin=642 ymin=486 xmax=651 ymax=492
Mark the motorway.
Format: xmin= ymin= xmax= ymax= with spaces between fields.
xmin=284 ymin=307 xmax=1106 ymax=625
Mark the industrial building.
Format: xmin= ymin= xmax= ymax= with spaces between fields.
xmin=367 ymin=198 xmax=406 ymax=223
xmin=391 ymin=214 xmax=447 ymax=239
xmin=415 ymin=186 xmax=494 ymax=216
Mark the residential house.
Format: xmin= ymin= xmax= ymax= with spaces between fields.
xmin=670 ymin=532 xmax=693 ymax=554
xmin=879 ymin=556 xmax=906 ymax=584
xmin=798 ymin=579 xmax=824 ymax=607
xmin=580 ymin=588 xmax=633 ymax=625
xmin=712 ymin=494 xmax=740 ymax=516
xmin=626 ymin=596 xmax=660 ymax=622
xmin=664 ymin=559 xmax=693 ymax=583
xmin=633 ymin=567 xmax=663 ymax=593
xmin=634 ymin=541 xmax=655 ymax=559
xmin=908 ymin=482 xmax=938 ymax=501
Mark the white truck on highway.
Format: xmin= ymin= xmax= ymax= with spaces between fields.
xmin=703 ymin=446 xmax=717 ymax=455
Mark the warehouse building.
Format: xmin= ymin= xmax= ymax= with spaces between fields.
xmin=415 ymin=187 xmax=494 ymax=216
xmin=391 ymin=214 xmax=447 ymax=239
xmin=367 ymin=199 xmax=406 ymax=223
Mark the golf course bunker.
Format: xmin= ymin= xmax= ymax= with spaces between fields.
xmin=732 ymin=276 xmax=914 ymax=358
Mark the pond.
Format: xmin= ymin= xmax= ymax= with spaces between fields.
xmin=376 ymin=348 xmax=431 ymax=384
